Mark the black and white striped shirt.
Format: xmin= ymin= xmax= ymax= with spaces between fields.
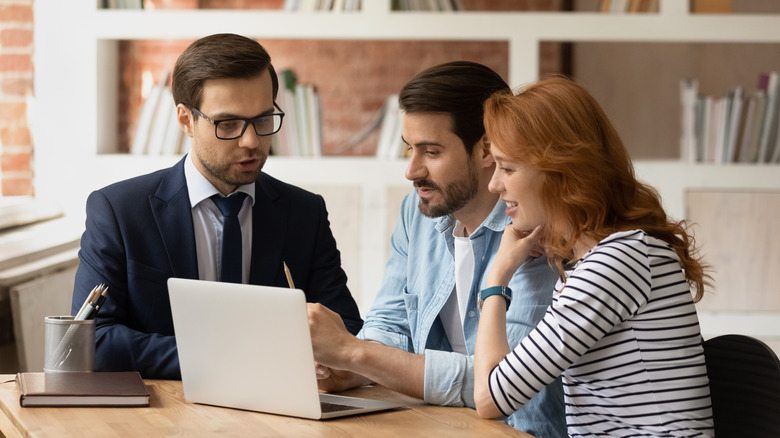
xmin=489 ymin=230 xmax=714 ymax=437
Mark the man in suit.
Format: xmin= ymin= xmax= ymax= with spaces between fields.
xmin=306 ymin=62 xmax=566 ymax=438
xmin=72 ymin=33 xmax=362 ymax=380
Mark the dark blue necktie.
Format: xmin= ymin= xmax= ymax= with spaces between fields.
xmin=211 ymin=192 xmax=247 ymax=283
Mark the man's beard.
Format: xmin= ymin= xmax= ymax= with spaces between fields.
xmin=415 ymin=164 xmax=479 ymax=218
xmin=200 ymin=154 xmax=266 ymax=188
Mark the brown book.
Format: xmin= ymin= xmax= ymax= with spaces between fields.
xmin=16 ymin=371 xmax=150 ymax=407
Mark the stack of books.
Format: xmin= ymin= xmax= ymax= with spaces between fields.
xmin=283 ymin=0 xmax=361 ymax=12
xmin=680 ymin=72 xmax=780 ymax=164
xmin=271 ymin=69 xmax=322 ymax=157
xmin=327 ymin=94 xmax=406 ymax=158
xmin=130 ymin=71 xmax=190 ymax=156
xmin=598 ymin=0 xmax=658 ymax=13
xmin=103 ymin=0 xmax=143 ymax=8
xmin=392 ymin=0 xmax=463 ymax=10
xmin=375 ymin=94 xmax=406 ymax=159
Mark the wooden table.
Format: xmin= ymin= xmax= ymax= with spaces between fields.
xmin=0 ymin=374 xmax=532 ymax=437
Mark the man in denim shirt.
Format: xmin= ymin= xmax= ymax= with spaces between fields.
xmin=308 ymin=61 xmax=566 ymax=437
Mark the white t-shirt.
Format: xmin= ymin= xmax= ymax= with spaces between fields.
xmin=440 ymin=221 xmax=474 ymax=354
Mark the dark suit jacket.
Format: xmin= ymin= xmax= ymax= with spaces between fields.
xmin=72 ymin=157 xmax=362 ymax=379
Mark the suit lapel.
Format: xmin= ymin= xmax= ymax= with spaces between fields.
xmin=150 ymin=158 xmax=199 ymax=279
xmin=248 ymin=174 xmax=287 ymax=285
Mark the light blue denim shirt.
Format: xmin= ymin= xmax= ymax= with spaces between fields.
xmin=359 ymin=190 xmax=567 ymax=438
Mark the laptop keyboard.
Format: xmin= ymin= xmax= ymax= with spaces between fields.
xmin=320 ymin=401 xmax=360 ymax=413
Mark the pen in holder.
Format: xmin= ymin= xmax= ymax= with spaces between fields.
xmin=44 ymin=283 xmax=106 ymax=372
xmin=44 ymin=316 xmax=95 ymax=372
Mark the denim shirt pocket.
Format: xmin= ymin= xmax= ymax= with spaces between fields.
xmin=402 ymin=286 xmax=420 ymax=349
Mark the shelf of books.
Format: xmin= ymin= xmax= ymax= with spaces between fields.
xmin=33 ymin=0 xmax=780 ymax=178
xmin=681 ymin=71 xmax=780 ymax=165
xmin=32 ymin=0 xmax=780 ymax=339
xmin=89 ymin=12 xmax=780 ymax=85
xmin=77 ymin=0 xmax=780 ymax=158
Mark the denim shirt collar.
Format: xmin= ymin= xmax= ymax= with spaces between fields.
xmin=434 ymin=198 xmax=511 ymax=238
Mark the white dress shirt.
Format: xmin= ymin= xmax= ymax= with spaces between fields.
xmin=184 ymin=154 xmax=255 ymax=283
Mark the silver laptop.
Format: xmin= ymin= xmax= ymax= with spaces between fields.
xmin=167 ymin=277 xmax=405 ymax=419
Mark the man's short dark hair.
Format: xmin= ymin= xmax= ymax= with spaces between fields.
xmin=172 ymin=33 xmax=279 ymax=110
xmin=398 ymin=61 xmax=510 ymax=154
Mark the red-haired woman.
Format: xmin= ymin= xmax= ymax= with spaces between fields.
xmin=474 ymin=76 xmax=714 ymax=437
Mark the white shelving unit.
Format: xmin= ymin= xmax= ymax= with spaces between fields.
xmin=32 ymin=1 xmax=780 ymax=338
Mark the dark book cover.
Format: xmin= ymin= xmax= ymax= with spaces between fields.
xmin=17 ymin=371 xmax=150 ymax=407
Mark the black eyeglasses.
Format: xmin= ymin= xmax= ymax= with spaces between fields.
xmin=187 ymin=103 xmax=285 ymax=140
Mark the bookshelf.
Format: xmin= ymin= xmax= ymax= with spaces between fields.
xmin=33 ymin=1 xmax=780 ymax=346
xmin=39 ymin=2 xmax=780 ymax=158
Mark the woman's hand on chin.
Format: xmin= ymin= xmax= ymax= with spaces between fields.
xmin=487 ymin=225 xmax=544 ymax=287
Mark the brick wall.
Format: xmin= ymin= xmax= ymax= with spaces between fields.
xmin=0 ymin=0 xmax=34 ymax=196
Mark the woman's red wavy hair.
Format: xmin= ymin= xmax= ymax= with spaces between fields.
xmin=484 ymin=76 xmax=710 ymax=301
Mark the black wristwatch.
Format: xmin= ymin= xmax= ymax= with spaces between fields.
xmin=478 ymin=286 xmax=512 ymax=311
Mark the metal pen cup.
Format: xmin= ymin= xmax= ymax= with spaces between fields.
xmin=43 ymin=316 xmax=95 ymax=373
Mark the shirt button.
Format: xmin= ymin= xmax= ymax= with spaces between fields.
xmin=468 ymin=310 xmax=476 ymax=318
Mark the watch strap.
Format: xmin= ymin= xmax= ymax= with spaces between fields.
xmin=478 ymin=286 xmax=512 ymax=311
